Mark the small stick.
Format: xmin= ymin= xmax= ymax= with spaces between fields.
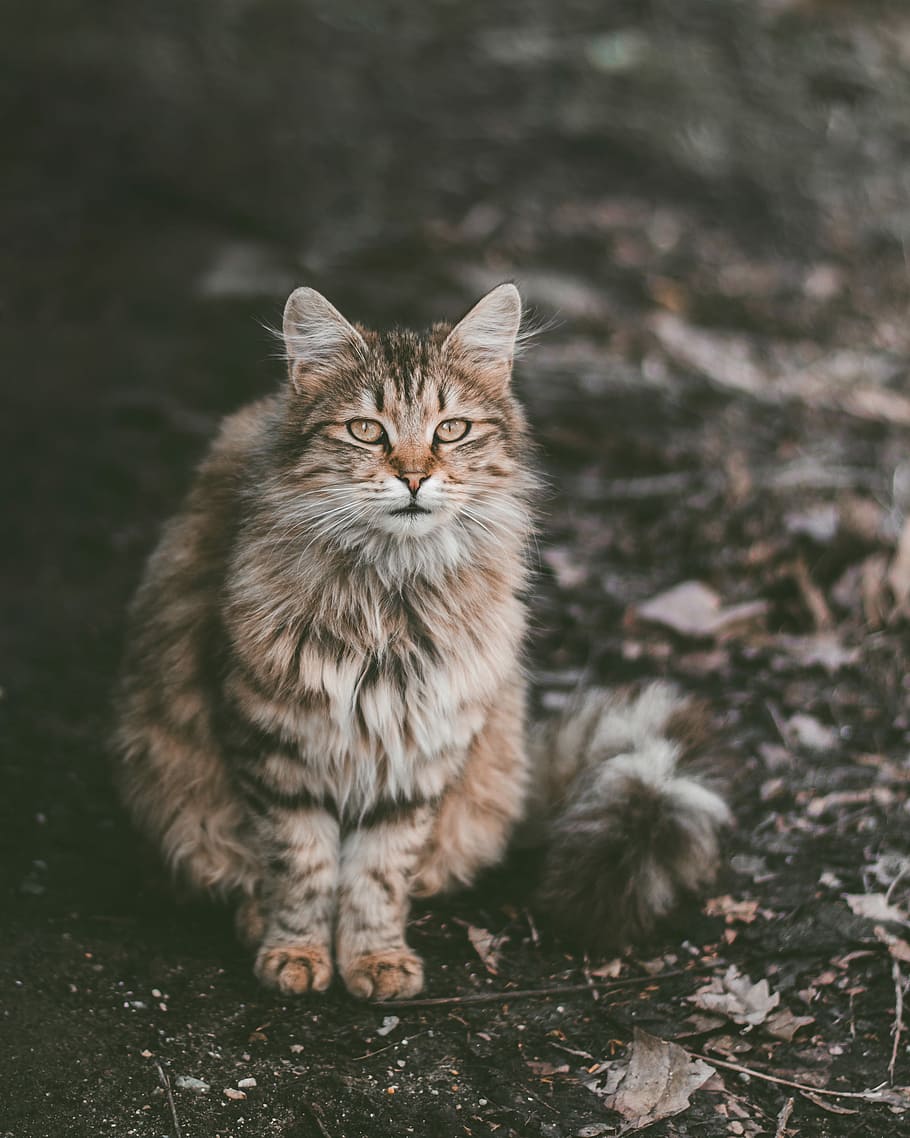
xmin=889 ymin=960 xmax=904 ymax=1085
xmin=790 ymin=556 xmax=833 ymax=631
xmin=773 ymin=1096 xmax=794 ymax=1138
xmin=384 ymin=966 xmax=705 ymax=1009
xmin=304 ymin=1100 xmax=334 ymax=1138
xmin=885 ymin=865 xmax=909 ymax=906
xmin=155 ymin=1061 xmax=183 ymax=1138
xmin=689 ymin=1052 xmax=897 ymax=1102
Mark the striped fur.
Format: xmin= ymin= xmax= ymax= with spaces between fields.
xmin=114 ymin=284 xmax=730 ymax=1000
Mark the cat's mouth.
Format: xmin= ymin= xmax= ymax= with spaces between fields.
xmin=390 ymin=503 xmax=432 ymax=517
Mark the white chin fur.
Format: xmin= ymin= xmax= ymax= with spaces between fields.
xmin=375 ymin=510 xmax=444 ymax=537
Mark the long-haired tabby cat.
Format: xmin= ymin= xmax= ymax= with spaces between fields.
xmin=114 ymin=284 xmax=730 ymax=1000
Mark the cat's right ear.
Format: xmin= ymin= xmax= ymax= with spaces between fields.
xmin=282 ymin=287 xmax=366 ymax=396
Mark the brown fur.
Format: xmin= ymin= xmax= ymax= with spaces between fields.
xmin=114 ymin=284 xmax=731 ymax=999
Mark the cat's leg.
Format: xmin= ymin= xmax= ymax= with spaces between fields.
xmin=336 ymin=803 xmax=435 ymax=1000
xmin=251 ymin=806 xmax=340 ymax=995
xmin=411 ymin=689 xmax=528 ymax=898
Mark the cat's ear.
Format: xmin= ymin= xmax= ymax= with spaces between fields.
xmin=282 ymin=287 xmax=366 ymax=395
xmin=443 ymin=283 xmax=522 ymax=386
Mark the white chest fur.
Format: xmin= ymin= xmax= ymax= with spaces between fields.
xmin=231 ymin=593 xmax=524 ymax=811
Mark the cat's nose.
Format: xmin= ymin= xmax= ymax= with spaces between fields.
xmin=398 ymin=472 xmax=428 ymax=496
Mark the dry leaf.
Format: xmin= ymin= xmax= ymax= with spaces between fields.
xmin=772 ymin=634 xmax=860 ymax=674
xmin=542 ymin=547 xmax=588 ymax=589
xmin=689 ymin=965 xmax=780 ymax=1027
xmin=466 ymin=924 xmax=505 ymax=974
xmin=764 ymin=1009 xmax=815 ymax=1042
xmin=786 ymin=713 xmax=837 ymax=752
xmin=702 ymin=1035 xmax=754 ymax=1058
xmin=526 ymin=1060 xmax=570 ymax=1077
xmin=874 ymin=926 xmax=910 ymax=964
xmin=588 ymin=1028 xmax=715 ymax=1134
xmin=844 ymin=893 xmax=909 ymax=926
xmin=888 ymin=518 xmax=910 ymax=610
xmin=859 ymin=1086 xmax=910 ymax=1111
xmin=675 ymin=1013 xmax=728 ymax=1038
xmin=705 ymin=895 xmax=760 ymax=924
xmin=804 ymin=787 xmax=895 ymax=818
xmin=636 ymin=581 xmax=767 ymax=639
xmin=588 ymin=958 xmax=624 ymax=979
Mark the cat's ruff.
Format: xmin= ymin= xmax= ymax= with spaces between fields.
xmin=114 ymin=283 xmax=730 ymax=1000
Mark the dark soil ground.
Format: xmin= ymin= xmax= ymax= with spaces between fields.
xmin=4 ymin=2 xmax=910 ymax=1135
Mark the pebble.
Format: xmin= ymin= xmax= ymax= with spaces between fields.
xmin=223 ymin=1087 xmax=247 ymax=1101
xmin=174 ymin=1076 xmax=210 ymax=1094
xmin=237 ymin=1077 xmax=257 ymax=1089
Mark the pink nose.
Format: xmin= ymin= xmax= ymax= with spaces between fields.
xmin=399 ymin=472 xmax=428 ymax=495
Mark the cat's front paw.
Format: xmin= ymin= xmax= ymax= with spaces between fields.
xmin=340 ymin=948 xmax=424 ymax=1000
xmin=254 ymin=943 xmax=333 ymax=995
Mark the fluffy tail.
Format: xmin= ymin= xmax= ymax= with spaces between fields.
xmin=527 ymin=682 xmax=731 ymax=952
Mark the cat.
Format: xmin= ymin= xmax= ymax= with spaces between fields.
xmin=113 ymin=283 xmax=730 ymax=1000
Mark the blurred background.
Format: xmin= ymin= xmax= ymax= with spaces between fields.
xmin=4 ymin=3 xmax=910 ymax=1135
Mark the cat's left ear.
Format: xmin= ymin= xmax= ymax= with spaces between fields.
xmin=283 ymin=287 xmax=366 ymax=396
xmin=443 ymin=283 xmax=522 ymax=387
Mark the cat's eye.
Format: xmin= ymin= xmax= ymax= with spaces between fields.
xmin=347 ymin=418 xmax=386 ymax=444
xmin=435 ymin=418 xmax=470 ymax=443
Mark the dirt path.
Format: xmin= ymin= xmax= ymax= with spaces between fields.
xmin=3 ymin=3 xmax=910 ymax=1135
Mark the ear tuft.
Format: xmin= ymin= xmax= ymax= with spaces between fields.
xmin=282 ymin=288 xmax=365 ymax=389
xmin=443 ymin=283 xmax=522 ymax=377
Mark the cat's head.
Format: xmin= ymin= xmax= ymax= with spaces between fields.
xmin=268 ymin=284 xmax=536 ymax=572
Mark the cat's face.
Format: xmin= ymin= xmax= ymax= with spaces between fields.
xmin=272 ymin=285 xmax=534 ymax=565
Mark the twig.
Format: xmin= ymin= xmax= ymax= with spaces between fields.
xmin=155 ymin=1062 xmax=183 ymax=1138
xmin=773 ymin=1096 xmax=794 ymax=1138
xmin=303 ymin=1100 xmax=334 ymax=1138
xmin=384 ymin=966 xmax=707 ymax=1009
xmin=352 ymin=1030 xmax=428 ymax=1061
xmin=789 ymin=556 xmax=833 ymax=631
xmin=688 ymin=1052 xmax=898 ymax=1103
xmin=764 ymin=699 xmax=790 ymax=747
xmin=889 ymin=960 xmax=904 ymax=1085
xmin=885 ymin=864 xmax=909 ymax=906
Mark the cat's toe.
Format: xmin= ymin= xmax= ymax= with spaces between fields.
xmin=340 ymin=949 xmax=425 ymax=1000
xmin=254 ymin=944 xmax=333 ymax=995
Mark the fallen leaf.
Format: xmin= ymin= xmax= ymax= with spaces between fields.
xmin=730 ymin=854 xmax=774 ymax=883
xmin=786 ymin=713 xmax=837 ymax=752
xmin=804 ymin=787 xmax=895 ymax=818
xmin=705 ymin=896 xmax=760 ymax=924
xmin=588 ymin=958 xmax=624 ymax=979
xmin=702 ymin=1035 xmax=754 ymax=1058
xmin=844 ymin=893 xmax=909 ymax=926
xmin=542 ymin=547 xmax=588 ymax=589
xmin=888 ymin=518 xmax=910 ymax=610
xmin=772 ymin=634 xmax=860 ymax=674
xmin=764 ymin=1009 xmax=815 ymax=1042
xmin=466 ymin=924 xmax=505 ymax=974
xmin=675 ymin=1013 xmax=728 ymax=1038
xmin=587 ymin=1028 xmax=715 ymax=1133
xmin=526 ymin=1060 xmax=570 ymax=1077
xmin=689 ymin=966 xmax=780 ymax=1027
xmin=874 ymin=925 xmax=910 ymax=964
xmin=636 ymin=581 xmax=767 ymax=639
xmin=859 ymin=1086 xmax=910 ymax=1111
xmin=868 ymin=851 xmax=910 ymax=889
